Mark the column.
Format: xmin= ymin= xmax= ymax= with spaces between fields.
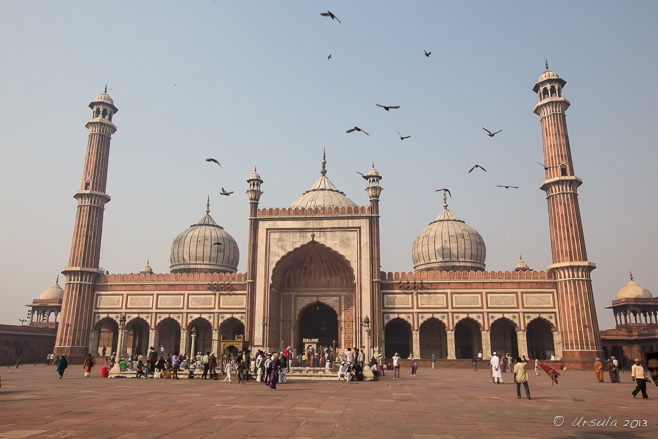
xmin=148 ymin=329 xmax=157 ymax=349
xmin=190 ymin=331 xmax=197 ymax=358
xmin=88 ymin=330 xmax=99 ymax=356
xmin=412 ymin=330 xmax=420 ymax=359
xmin=212 ymin=329 xmax=220 ymax=356
xmin=180 ymin=329 xmax=188 ymax=356
xmin=446 ymin=330 xmax=456 ymax=359
xmin=481 ymin=330 xmax=491 ymax=359
xmin=516 ymin=330 xmax=528 ymax=358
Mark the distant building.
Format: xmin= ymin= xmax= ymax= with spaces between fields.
xmin=601 ymin=273 xmax=658 ymax=368
xmin=47 ymin=69 xmax=604 ymax=368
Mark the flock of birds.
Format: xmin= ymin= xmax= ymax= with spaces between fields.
xmin=202 ymin=10 xmax=549 ymax=199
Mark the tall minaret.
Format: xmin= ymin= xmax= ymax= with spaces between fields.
xmin=245 ymin=166 xmax=263 ymax=346
xmin=365 ymin=163 xmax=383 ymax=352
xmin=533 ymin=64 xmax=602 ymax=364
xmin=55 ymin=89 xmax=118 ymax=362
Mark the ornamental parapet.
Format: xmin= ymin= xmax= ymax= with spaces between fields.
xmin=98 ymin=271 xmax=247 ymax=284
xmin=257 ymin=206 xmax=370 ymax=217
xmin=380 ymin=270 xmax=552 ymax=281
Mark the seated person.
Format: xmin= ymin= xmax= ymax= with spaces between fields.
xmin=338 ymin=362 xmax=347 ymax=380
xmin=353 ymin=363 xmax=364 ymax=381
xmin=346 ymin=365 xmax=354 ymax=382
xmin=119 ymin=358 xmax=128 ymax=371
xmin=371 ymin=363 xmax=379 ymax=381
xmin=135 ymin=360 xmax=145 ymax=378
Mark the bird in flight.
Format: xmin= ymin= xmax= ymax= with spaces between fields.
xmin=213 ymin=242 xmax=223 ymax=246
xmin=497 ymin=185 xmax=519 ymax=189
xmin=320 ymin=11 xmax=341 ymax=23
xmin=356 ymin=171 xmax=369 ymax=180
xmin=346 ymin=126 xmax=369 ymax=135
xmin=424 ymin=50 xmax=431 ymax=57
xmin=482 ymin=127 xmax=502 ymax=137
xmin=537 ymin=161 xmax=555 ymax=170
xmin=220 ymin=187 xmax=233 ymax=196
xmin=376 ymin=103 xmax=400 ymax=111
xmin=397 ymin=131 xmax=411 ymax=140
xmin=468 ymin=164 xmax=487 ymax=173
xmin=206 ymin=158 xmax=222 ymax=168
xmin=328 ymin=54 xmax=332 ymax=60
xmin=435 ymin=188 xmax=452 ymax=198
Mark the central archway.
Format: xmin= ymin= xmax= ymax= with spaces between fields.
xmin=297 ymin=302 xmax=338 ymax=355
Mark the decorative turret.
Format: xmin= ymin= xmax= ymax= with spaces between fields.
xmin=247 ymin=166 xmax=263 ymax=204
xmin=365 ymin=162 xmax=383 ymax=201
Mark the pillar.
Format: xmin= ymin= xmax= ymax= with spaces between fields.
xmin=212 ymin=329 xmax=220 ymax=356
xmin=412 ymin=330 xmax=420 ymax=359
xmin=481 ymin=330 xmax=491 ymax=358
xmin=516 ymin=330 xmax=528 ymax=358
xmin=446 ymin=330 xmax=456 ymax=360
xmin=180 ymin=329 xmax=188 ymax=356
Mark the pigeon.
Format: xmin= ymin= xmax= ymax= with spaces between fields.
xmin=424 ymin=50 xmax=431 ymax=57
xmin=497 ymin=185 xmax=519 ymax=189
xmin=435 ymin=188 xmax=452 ymax=197
xmin=220 ymin=187 xmax=233 ymax=196
xmin=397 ymin=131 xmax=411 ymax=140
xmin=468 ymin=165 xmax=487 ymax=173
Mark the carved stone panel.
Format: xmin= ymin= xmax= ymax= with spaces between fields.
xmin=522 ymin=294 xmax=554 ymax=308
xmin=220 ymin=295 xmax=245 ymax=308
xmin=487 ymin=294 xmax=517 ymax=307
xmin=127 ymin=295 xmax=152 ymax=308
xmin=96 ymin=295 xmax=121 ymax=308
xmin=384 ymin=294 xmax=412 ymax=308
xmin=418 ymin=294 xmax=446 ymax=307
xmin=189 ymin=295 xmax=214 ymax=308
xmin=452 ymin=294 xmax=481 ymax=307
xmin=157 ymin=295 xmax=184 ymax=308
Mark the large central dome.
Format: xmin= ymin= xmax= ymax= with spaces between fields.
xmin=412 ymin=197 xmax=486 ymax=272
xmin=169 ymin=200 xmax=239 ymax=274
xmin=289 ymin=152 xmax=359 ymax=210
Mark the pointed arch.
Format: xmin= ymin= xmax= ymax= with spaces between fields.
xmin=454 ymin=317 xmax=482 ymax=359
xmin=489 ymin=317 xmax=518 ymax=358
xmin=95 ymin=317 xmax=118 ymax=356
xmin=384 ymin=317 xmax=412 ymax=358
xmin=126 ymin=317 xmax=149 ymax=356
xmin=157 ymin=317 xmax=181 ymax=355
xmin=419 ymin=317 xmax=447 ymax=359
xmin=188 ymin=317 xmax=212 ymax=356
xmin=526 ymin=317 xmax=555 ymax=360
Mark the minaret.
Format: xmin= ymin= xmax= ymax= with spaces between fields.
xmin=365 ymin=163 xmax=383 ymax=351
xmin=55 ymin=89 xmax=118 ymax=362
xmin=246 ymin=166 xmax=263 ymax=346
xmin=533 ymin=64 xmax=602 ymax=364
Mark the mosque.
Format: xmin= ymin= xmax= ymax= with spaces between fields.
xmin=40 ymin=67 xmax=653 ymax=369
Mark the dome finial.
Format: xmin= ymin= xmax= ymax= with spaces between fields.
xmin=630 ymin=270 xmax=633 ymax=281
xmin=206 ymin=196 xmax=210 ymax=215
xmin=56 ymin=275 xmax=60 ymax=286
xmin=321 ymin=149 xmax=327 ymax=176
xmin=443 ymin=190 xmax=448 ymax=209
xmin=545 ymin=58 xmax=549 ymax=71
xmin=104 ymin=83 xmax=108 ymax=94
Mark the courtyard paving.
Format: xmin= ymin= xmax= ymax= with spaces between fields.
xmin=0 ymin=364 xmax=656 ymax=438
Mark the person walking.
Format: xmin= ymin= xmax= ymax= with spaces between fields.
xmin=209 ymin=353 xmax=218 ymax=379
xmin=513 ymin=357 xmax=531 ymax=400
xmin=392 ymin=352 xmax=401 ymax=379
xmin=594 ymin=357 xmax=604 ymax=383
xmin=612 ymin=356 xmax=621 ymax=382
xmin=202 ymin=352 xmax=210 ymax=380
xmin=268 ymin=353 xmax=280 ymax=390
xmin=490 ymin=352 xmax=503 ymax=384
xmin=237 ymin=358 xmax=245 ymax=384
xmin=431 ymin=353 xmax=436 ymax=369
xmin=56 ymin=355 xmax=68 ymax=379
xmin=607 ymin=359 xmax=618 ymax=383
xmin=410 ymin=357 xmax=418 ymax=376
xmin=357 ymin=349 xmax=365 ymax=370
xmin=224 ymin=360 xmax=233 ymax=383
xmin=171 ymin=352 xmax=180 ymax=379
xmin=255 ymin=352 xmax=264 ymax=383
xmin=83 ymin=353 xmax=94 ymax=377
xmin=631 ymin=358 xmax=651 ymax=399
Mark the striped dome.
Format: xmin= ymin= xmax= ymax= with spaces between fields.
xmin=412 ymin=208 xmax=486 ymax=272
xmin=169 ymin=204 xmax=239 ymax=274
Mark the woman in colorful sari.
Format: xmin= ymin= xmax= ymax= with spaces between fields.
xmin=56 ymin=355 xmax=68 ymax=379
xmin=83 ymin=353 xmax=94 ymax=377
xmin=607 ymin=359 xmax=618 ymax=383
xmin=268 ymin=353 xmax=280 ymax=390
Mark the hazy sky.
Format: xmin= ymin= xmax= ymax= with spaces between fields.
xmin=1 ymin=1 xmax=656 ymax=331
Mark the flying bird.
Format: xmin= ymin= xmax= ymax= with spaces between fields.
xmin=376 ymin=103 xmax=400 ymax=111
xmin=220 ymin=187 xmax=233 ymax=196
xmin=482 ymin=127 xmax=502 ymax=137
xmin=435 ymin=188 xmax=452 ymax=198
xmin=206 ymin=158 xmax=222 ymax=168
xmin=424 ymin=50 xmax=431 ymax=57
xmin=468 ymin=164 xmax=487 ymax=173
xmin=213 ymin=242 xmax=223 ymax=246
xmin=346 ymin=126 xmax=369 ymax=136
xmin=320 ymin=11 xmax=341 ymax=23
xmin=537 ymin=161 xmax=554 ymax=170
xmin=356 ymin=171 xmax=368 ymax=180
xmin=497 ymin=185 xmax=519 ymax=189
xmin=397 ymin=131 xmax=411 ymax=140
xmin=328 ymin=54 xmax=332 ymax=60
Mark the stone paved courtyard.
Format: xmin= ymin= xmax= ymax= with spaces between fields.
xmin=0 ymin=364 xmax=656 ymax=438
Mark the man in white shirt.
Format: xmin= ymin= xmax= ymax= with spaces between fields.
xmin=338 ymin=362 xmax=347 ymax=380
xmin=392 ymin=353 xmax=401 ymax=379
xmin=490 ymin=352 xmax=503 ymax=384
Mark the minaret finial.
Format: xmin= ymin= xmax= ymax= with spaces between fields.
xmin=206 ymin=196 xmax=210 ymax=214
xmin=321 ymin=149 xmax=327 ymax=176
xmin=443 ymin=190 xmax=448 ymax=209
xmin=545 ymin=58 xmax=549 ymax=71
xmin=104 ymin=83 xmax=108 ymax=94
xmin=56 ymin=275 xmax=60 ymax=285
xmin=630 ymin=270 xmax=633 ymax=281
xmin=254 ymin=166 xmax=257 ymax=172
xmin=372 ymin=161 xmax=375 ymax=168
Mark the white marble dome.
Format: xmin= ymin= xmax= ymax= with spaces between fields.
xmin=289 ymin=154 xmax=358 ymax=210
xmin=39 ymin=278 xmax=64 ymax=300
xmin=617 ymin=275 xmax=652 ymax=299
xmin=412 ymin=208 xmax=486 ymax=271
xmin=94 ymin=92 xmax=114 ymax=105
xmin=537 ymin=69 xmax=560 ymax=83
xmin=169 ymin=203 xmax=239 ymax=274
